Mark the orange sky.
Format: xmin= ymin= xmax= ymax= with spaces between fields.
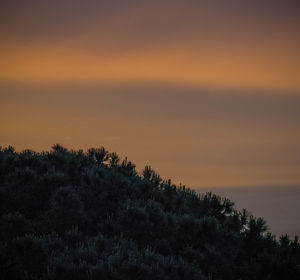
xmin=1 ymin=0 xmax=300 ymax=187
xmin=1 ymin=0 xmax=300 ymax=92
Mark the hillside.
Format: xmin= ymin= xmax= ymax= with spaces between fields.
xmin=0 ymin=144 xmax=299 ymax=279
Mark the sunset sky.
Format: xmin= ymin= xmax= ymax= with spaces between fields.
xmin=1 ymin=0 xmax=300 ymax=188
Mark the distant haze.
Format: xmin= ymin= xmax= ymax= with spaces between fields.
xmin=197 ymin=185 xmax=300 ymax=238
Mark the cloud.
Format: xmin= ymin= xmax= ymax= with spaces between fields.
xmin=1 ymin=1 xmax=299 ymax=91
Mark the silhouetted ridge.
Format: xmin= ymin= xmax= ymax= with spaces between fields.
xmin=0 ymin=144 xmax=299 ymax=279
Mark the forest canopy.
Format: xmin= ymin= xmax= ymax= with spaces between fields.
xmin=0 ymin=144 xmax=299 ymax=279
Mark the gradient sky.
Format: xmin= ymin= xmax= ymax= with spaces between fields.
xmin=1 ymin=0 xmax=300 ymax=188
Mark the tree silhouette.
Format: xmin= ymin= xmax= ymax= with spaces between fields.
xmin=0 ymin=145 xmax=299 ymax=279
xmin=87 ymin=147 xmax=109 ymax=164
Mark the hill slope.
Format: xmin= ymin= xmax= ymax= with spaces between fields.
xmin=0 ymin=145 xmax=299 ymax=279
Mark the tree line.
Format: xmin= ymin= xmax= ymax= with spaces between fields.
xmin=0 ymin=144 xmax=299 ymax=279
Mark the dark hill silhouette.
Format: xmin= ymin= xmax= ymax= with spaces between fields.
xmin=0 ymin=144 xmax=299 ymax=279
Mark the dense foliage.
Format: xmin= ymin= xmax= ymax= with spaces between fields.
xmin=0 ymin=145 xmax=299 ymax=279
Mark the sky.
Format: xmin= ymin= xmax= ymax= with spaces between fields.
xmin=1 ymin=0 xmax=300 ymax=188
